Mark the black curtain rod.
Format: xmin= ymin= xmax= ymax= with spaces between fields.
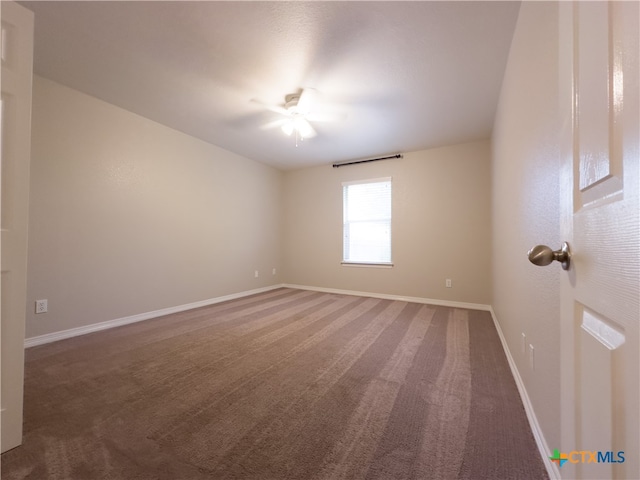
xmin=332 ymin=154 xmax=403 ymax=168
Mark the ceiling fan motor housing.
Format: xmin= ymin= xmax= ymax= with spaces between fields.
xmin=284 ymin=93 xmax=301 ymax=112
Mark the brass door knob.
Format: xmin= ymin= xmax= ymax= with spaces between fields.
xmin=528 ymin=242 xmax=571 ymax=270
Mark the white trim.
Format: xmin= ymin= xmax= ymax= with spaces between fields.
xmin=24 ymin=285 xmax=285 ymax=348
xmin=340 ymin=262 xmax=394 ymax=268
xmin=341 ymin=176 xmax=392 ymax=187
xmin=283 ymin=284 xmax=491 ymax=311
xmin=24 ymin=284 xmax=487 ymax=348
xmin=489 ymin=307 xmax=561 ymax=480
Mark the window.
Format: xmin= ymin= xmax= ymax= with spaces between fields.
xmin=342 ymin=178 xmax=392 ymax=265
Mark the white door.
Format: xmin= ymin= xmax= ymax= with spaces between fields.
xmin=0 ymin=1 xmax=34 ymax=453
xmin=559 ymin=2 xmax=639 ymax=479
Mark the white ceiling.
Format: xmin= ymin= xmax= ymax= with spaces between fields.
xmin=21 ymin=1 xmax=521 ymax=171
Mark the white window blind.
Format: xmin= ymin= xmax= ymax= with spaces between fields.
xmin=342 ymin=178 xmax=392 ymax=264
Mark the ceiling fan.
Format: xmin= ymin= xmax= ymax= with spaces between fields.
xmin=253 ymin=88 xmax=342 ymax=144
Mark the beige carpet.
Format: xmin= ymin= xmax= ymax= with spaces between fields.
xmin=1 ymin=288 xmax=549 ymax=479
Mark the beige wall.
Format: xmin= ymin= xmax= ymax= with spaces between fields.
xmin=283 ymin=141 xmax=492 ymax=305
xmin=492 ymin=2 xmax=560 ymax=449
xmin=27 ymin=79 xmax=492 ymax=342
xmin=26 ymin=76 xmax=283 ymax=338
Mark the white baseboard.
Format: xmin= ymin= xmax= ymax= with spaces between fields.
xmin=24 ymin=284 xmax=488 ymax=348
xmin=489 ymin=307 xmax=560 ymax=480
xmin=24 ymin=284 xmax=285 ymax=348
xmin=283 ymin=283 xmax=491 ymax=312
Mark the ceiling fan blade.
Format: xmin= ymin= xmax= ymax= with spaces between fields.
xmin=298 ymin=118 xmax=317 ymax=138
xmin=297 ymin=88 xmax=318 ymax=115
xmin=305 ymin=125 xmax=317 ymax=138
xmin=306 ymin=111 xmax=346 ymax=123
xmin=250 ymin=98 xmax=289 ymax=116
xmin=260 ymin=118 xmax=290 ymax=130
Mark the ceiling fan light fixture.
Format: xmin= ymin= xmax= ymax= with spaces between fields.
xmin=281 ymin=122 xmax=294 ymax=136
xmin=294 ymin=117 xmax=313 ymax=138
xmin=280 ymin=117 xmax=314 ymax=139
xmin=258 ymin=88 xmax=323 ymax=142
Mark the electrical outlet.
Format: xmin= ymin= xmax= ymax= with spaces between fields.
xmin=254 ymin=270 xmax=259 ymax=278
xmin=445 ymin=279 xmax=452 ymax=288
xmin=272 ymin=268 xmax=277 ymax=275
xmin=35 ymin=299 xmax=48 ymax=314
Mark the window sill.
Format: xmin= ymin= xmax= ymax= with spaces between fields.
xmin=341 ymin=262 xmax=394 ymax=268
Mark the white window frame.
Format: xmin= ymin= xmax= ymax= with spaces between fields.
xmin=342 ymin=177 xmax=393 ymax=267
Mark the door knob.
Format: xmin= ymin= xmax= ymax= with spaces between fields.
xmin=527 ymin=242 xmax=571 ymax=270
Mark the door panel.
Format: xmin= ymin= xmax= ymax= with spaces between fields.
xmin=560 ymin=2 xmax=639 ymax=479
xmin=574 ymin=1 xmax=624 ymax=208
xmin=0 ymin=1 xmax=33 ymax=453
